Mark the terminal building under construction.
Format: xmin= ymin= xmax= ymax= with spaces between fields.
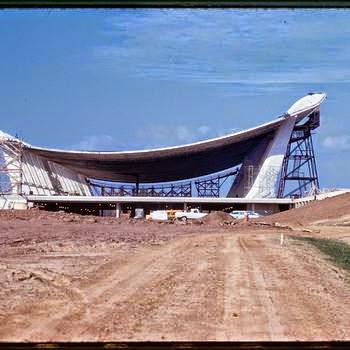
xmin=0 ymin=93 xmax=327 ymax=215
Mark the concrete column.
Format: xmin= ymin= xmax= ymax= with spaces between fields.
xmin=116 ymin=203 xmax=121 ymax=218
xmin=135 ymin=174 xmax=139 ymax=196
xmin=183 ymin=202 xmax=187 ymax=211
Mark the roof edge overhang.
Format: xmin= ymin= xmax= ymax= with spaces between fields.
xmin=0 ymin=92 xmax=326 ymax=157
xmin=0 ymin=92 xmax=326 ymax=183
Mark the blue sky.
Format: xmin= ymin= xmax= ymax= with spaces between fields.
xmin=0 ymin=9 xmax=349 ymax=188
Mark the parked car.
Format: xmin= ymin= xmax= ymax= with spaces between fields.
xmin=229 ymin=210 xmax=262 ymax=220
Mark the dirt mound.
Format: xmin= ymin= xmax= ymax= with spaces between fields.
xmin=0 ymin=209 xmax=131 ymax=225
xmin=202 ymin=211 xmax=236 ymax=226
xmin=260 ymin=192 xmax=350 ymax=226
xmin=0 ymin=209 xmax=98 ymax=222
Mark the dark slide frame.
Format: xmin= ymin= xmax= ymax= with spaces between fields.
xmin=1 ymin=0 xmax=350 ymax=7
xmin=1 ymin=3 xmax=349 ymax=350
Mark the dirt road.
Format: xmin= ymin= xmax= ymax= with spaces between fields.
xmin=1 ymin=227 xmax=349 ymax=341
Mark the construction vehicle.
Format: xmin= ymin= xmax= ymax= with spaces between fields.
xmin=147 ymin=209 xmax=179 ymax=221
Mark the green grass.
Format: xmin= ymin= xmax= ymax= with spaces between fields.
xmin=292 ymin=236 xmax=350 ymax=272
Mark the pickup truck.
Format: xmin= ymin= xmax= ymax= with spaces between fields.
xmin=175 ymin=208 xmax=207 ymax=221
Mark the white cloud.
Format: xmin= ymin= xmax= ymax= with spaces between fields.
xmin=71 ymin=134 xmax=116 ymax=151
xmin=135 ymin=125 xmax=170 ymax=147
xmin=322 ymin=135 xmax=350 ymax=150
xmin=175 ymin=125 xmax=192 ymax=142
xmin=215 ymin=127 xmax=238 ymax=137
xmin=198 ymin=125 xmax=210 ymax=135
xmin=136 ymin=124 xmax=195 ymax=147
xmin=136 ymin=123 xmax=236 ymax=148
xmin=94 ymin=9 xmax=350 ymax=86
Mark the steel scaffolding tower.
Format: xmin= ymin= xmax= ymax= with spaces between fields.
xmin=278 ymin=117 xmax=320 ymax=198
xmin=0 ymin=140 xmax=23 ymax=195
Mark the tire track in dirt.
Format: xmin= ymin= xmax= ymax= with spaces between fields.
xmin=215 ymin=235 xmax=241 ymax=340
xmin=132 ymin=233 xmax=224 ymax=341
xmin=234 ymin=233 xmax=350 ymax=340
xmin=215 ymin=235 xmax=285 ymax=340
xmin=16 ymin=269 xmax=92 ymax=341
xmin=262 ymin=235 xmax=350 ymax=340
xmin=21 ymin=235 xmax=213 ymax=341
xmin=2 ymin=229 xmax=350 ymax=341
xmin=238 ymin=236 xmax=285 ymax=340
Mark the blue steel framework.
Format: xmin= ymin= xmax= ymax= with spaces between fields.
xmin=88 ymin=168 xmax=240 ymax=198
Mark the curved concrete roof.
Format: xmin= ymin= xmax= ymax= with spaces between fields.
xmin=1 ymin=93 xmax=326 ymax=183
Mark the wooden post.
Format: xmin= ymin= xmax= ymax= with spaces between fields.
xmin=244 ymin=213 xmax=249 ymax=223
